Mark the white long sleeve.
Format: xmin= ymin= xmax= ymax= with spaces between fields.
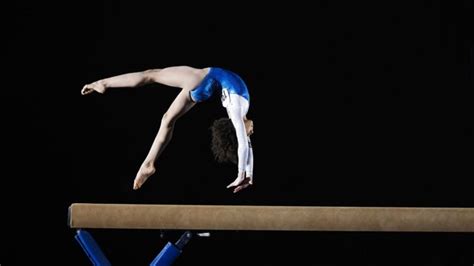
xmin=228 ymin=108 xmax=249 ymax=176
xmin=224 ymin=91 xmax=250 ymax=177
xmin=245 ymin=139 xmax=254 ymax=178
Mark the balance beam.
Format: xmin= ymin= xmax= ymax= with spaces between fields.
xmin=68 ymin=204 xmax=474 ymax=232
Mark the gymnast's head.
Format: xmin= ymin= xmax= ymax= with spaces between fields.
xmin=210 ymin=118 xmax=253 ymax=164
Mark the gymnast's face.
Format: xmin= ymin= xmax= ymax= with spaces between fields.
xmin=245 ymin=119 xmax=254 ymax=136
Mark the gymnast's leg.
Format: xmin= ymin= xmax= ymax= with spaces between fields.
xmin=133 ymin=89 xmax=196 ymax=190
xmin=81 ymin=66 xmax=207 ymax=94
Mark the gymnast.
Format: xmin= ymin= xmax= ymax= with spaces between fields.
xmin=81 ymin=66 xmax=254 ymax=193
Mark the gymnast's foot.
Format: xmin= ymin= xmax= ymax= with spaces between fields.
xmin=81 ymin=81 xmax=107 ymax=95
xmin=133 ymin=161 xmax=156 ymax=190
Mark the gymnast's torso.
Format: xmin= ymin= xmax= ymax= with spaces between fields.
xmin=190 ymin=67 xmax=250 ymax=103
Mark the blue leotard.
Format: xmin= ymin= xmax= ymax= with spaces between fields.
xmin=190 ymin=67 xmax=250 ymax=103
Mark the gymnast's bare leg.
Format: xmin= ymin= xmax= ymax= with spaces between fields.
xmin=81 ymin=66 xmax=209 ymax=189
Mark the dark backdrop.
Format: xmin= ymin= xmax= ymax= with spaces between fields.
xmin=3 ymin=1 xmax=473 ymax=265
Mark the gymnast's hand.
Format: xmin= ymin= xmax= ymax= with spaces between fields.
xmin=227 ymin=173 xmax=253 ymax=193
xmin=81 ymin=81 xmax=107 ymax=95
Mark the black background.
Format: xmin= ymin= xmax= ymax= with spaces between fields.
xmin=3 ymin=1 xmax=474 ymax=265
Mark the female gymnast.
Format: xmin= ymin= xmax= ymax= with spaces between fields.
xmin=81 ymin=66 xmax=254 ymax=193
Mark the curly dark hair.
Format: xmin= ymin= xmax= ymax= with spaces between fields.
xmin=210 ymin=118 xmax=238 ymax=164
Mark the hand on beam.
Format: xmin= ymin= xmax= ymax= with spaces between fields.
xmin=227 ymin=175 xmax=253 ymax=193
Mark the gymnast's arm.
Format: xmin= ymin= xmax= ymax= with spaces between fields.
xmin=245 ymin=139 xmax=254 ymax=183
xmin=226 ymin=106 xmax=251 ymax=192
